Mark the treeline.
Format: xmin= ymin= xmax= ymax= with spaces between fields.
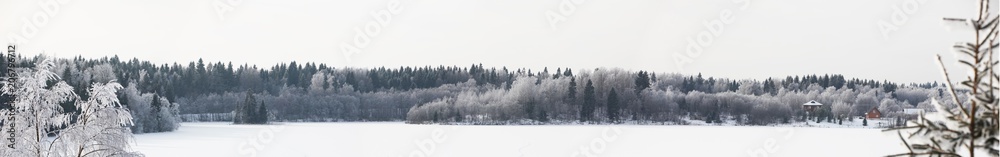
xmin=407 ymin=69 xmax=953 ymax=125
xmin=0 ymin=54 xmax=953 ymax=126
xmin=3 ymin=55 xmax=524 ymax=122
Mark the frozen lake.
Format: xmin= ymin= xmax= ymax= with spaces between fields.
xmin=133 ymin=122 xmax=905 ymax=157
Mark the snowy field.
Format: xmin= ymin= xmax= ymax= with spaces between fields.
xmin=134 ymin=122 xmax=906 ymax=157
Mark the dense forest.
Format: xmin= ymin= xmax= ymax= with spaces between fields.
xmin=0 ymin=54 xmax=954 ymax=126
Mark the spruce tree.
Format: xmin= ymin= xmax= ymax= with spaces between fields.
xmin=581 ymin=80 xmax=596 ymax=122
xmin=235 ymin=92 xmax=259 ymax=124
xmin=246 ymin=95 xmax=258 ymax=124
xmin=257 ymin=100 xmax=268 ymax=124
xmin=287 ymin=61 xmax=300 ymax=87
xmin=634 ymin=71 xmax=650 ymax=94
xmin=150 ymin=94 xmax=162 ymax=132
xmin=606 ymin=88 xmax=619 ymax=123
xmin=567 ymin=77 xmax=577 ymax=100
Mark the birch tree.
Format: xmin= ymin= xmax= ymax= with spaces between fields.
xmin=0 ymin=59 xmax=141 ymax=157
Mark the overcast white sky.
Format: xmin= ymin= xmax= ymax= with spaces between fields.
xmin=0 ymin=0 xmax=993 ymax=83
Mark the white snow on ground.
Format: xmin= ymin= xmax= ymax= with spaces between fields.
xmin=134 ymin=122 xmax=907 ymax=157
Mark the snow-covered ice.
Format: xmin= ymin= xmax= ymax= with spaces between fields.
xmin=134 ymin=122 xmax=906 ymax=157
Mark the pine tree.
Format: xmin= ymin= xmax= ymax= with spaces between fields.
xmin=581 ymin=80 xmax=595 ymax=122
xmin=235 ymin=92 xmax=260 ymax=124
xmin=248 ymin=99 xmax=258 ymax=124
xmin=345 ymin=71 xmax=357 ymax=91
xmin=885 ymin=0 xmax=999 ymax=156
xmin=233 ymin=94 xmax=245 ymax=124
xmin=634 ymin=71 xmax=650 ymax=94
xmin=567 ymin=77 xmax=577 ymax=100
xmin=287 ymin=61 xmax=300 ymax=87
xmin=150 ymin=94 xmax=162 ymax=132
xmin=554 ymin=68 xmax=561 ymax=79
xmin=257 ymin=100 xmax=268 ymax=124
xmin=681 ymin=79 xmax=690 ymax=93
xmin=606 ymin=88 xmax=620 ymax=123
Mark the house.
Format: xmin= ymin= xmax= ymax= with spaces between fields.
xmin=802 ymin=100 xmax=822 ymax=112
xmin=866 ymin=108 xmax=882 ymax=119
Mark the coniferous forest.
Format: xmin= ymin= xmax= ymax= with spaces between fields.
xmin=0 ymin=55 xmax=956 ymax=126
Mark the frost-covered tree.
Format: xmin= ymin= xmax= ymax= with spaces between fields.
xmin=854 ymin=92 xmax=879 ymax=117
xmin=879 ymin=99 xmax=902 ymax=114
xmin=120 ymin=81 xmax=178 ymax=133
xmin=122 ymin=82 xmax=152 ymax=133
xmin=84 ymin=63 xmax=116 ymax=85
xmin=309 ymin=72 xmax=328 ymax=93
xmin=0 ymin=58 xmax=141 ymax=157
xmin=50 ymin=82 xmax=142 ymax=157
xmin=832 ymin=101 xmax=851 ymax=123
xmin=154 ymin=95 xmax=179 ymax=132
xmin=0 ymin=59 xmax=77 ymax=156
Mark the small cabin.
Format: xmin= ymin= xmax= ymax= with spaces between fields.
xmin=866 ymin=108 xmax=882 ymax=119
xmin=802 ymin=100 xmax=822 ymax=112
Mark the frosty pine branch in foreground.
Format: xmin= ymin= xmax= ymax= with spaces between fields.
xmin=0 ymin=58 xmax=142 ymax=157
xmin=885 ymin=0 xmax=999 ymax=156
